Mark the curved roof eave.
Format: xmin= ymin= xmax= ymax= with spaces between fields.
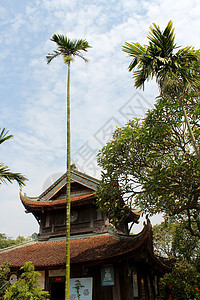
xmin=20 ymin=191 xmax=95 ymax=211
xmin=0 ymin=221 xmax=171 ymax=274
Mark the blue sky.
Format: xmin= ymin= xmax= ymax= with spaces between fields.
xmin=0 ymin=0 xmax=200 ymax=238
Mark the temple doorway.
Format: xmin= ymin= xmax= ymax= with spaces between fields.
xmin=50 ymin=281 xmax=65 ymax=300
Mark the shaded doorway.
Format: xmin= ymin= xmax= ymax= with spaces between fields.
xmin=51 ymin=282 xmax=65 ymax=300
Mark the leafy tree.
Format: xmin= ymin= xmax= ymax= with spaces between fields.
xmin=3 ymin=261 xmax=49 ymax=300
xmin=122 ymin=20 xmax=200 ymax=162
xmin=153 ymin=221 xmax=200 ymax=299
xmin=0 ymin=262 xmax=10 ymax=299
xmin=0 ymin=234 xmax=28 ymax=250
xmin=153 ymin=221 xmax=199 ymax=261
xmin=97 ymin=94 xmax=200 ymax=237
xmin=46 ymin=35 xmax=91 ymax=299
xmin=160 ymin=261 xmax=200 ymax=300
xmin=153 ymin=221 xmax=177 ymax=259
xmin=0 ymin=129 xmax=27 ymax=187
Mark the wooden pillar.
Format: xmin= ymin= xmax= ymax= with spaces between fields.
xmin=112 ymin=267 xmax=121 ymax=300
xmin=140 ymin=272 xmax=147 ymax=300
xmin=120 ymin=261 xmax=133 ymax=300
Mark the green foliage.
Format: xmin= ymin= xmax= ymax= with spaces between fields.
xmin=46 ymin=35 xmax=91 ymax=65
xmin=97 ymin=93 xmax=200 ymax=237
xmin=160 ymin=261 xmax=200 ymax=300
xmin=0 ymin=129 xmax=13 ymax=145
xmin=4 ymin=261 xmax=49 ymax=300
xmin=153 ymin=221 xmax=177 ymax=258
xmin=123 ymin=20 xmax=200 ymax=163
xmin=0 ymin=234 xmax=28 ymax=250
xmin=153 ymin=221 xmax=199 ymax=261
xmin=153 ymin=221 xmax=200 ymax=299
xmin=0 ymin=262 xmax=10 ymax=299
xmin=122 ymin=20 xmax=200 ymax=94
xmin=0 ymin=128 xmax=27 ymax=187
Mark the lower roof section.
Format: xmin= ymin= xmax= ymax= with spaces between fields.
xmin=0 ymin=223 xmax=170 ymax=274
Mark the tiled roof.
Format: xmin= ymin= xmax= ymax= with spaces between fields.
xmin=20 ymin=169 xmax=99 ymax=211
xmin=20 ymin=193 xmax=95 ymax=210
xmin=0 ymin=224 xmax=170 ymax=273
xmin=0 ymin=230 xmax=149 ymax=268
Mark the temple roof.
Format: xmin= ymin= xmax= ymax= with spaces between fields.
xmin=20 ymin=169 xmax=142 ymax=219
xmin=20 ymin=169 xmax=99 ymax=211
xmin=0 ymin=222 xmax=170 ymax=275
xmin=38 ymin=169 xmax=99 ymax=200
xmin=21 ymin=193 xmax=95 ymax=210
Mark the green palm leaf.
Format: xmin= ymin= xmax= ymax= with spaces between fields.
xmin=46 ymin=34 xmax=91 ymax=65
xmin=122 ymin=42 xmax=146 ymax=71
xmin=0 ymin=128 xmax=13 ymax=144
xmin=122 ymin=20 xmax=200 ymax=162
xmin=0 ymin=163 xmax=27 ymax=187
xmin=122 ymin=20 xmax=199 ymax=92
xmin=0 ymin=128 xmax=27 ymax=187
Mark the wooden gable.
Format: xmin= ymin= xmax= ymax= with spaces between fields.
xmin=38 ymin=169 xmax=99 ymax=202
xmin=20 ymin=170 xmax=107 ymax=240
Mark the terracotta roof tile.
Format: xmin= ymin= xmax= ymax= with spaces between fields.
xmin=0 ymin=226 xmax=170 ymax=272
xmin=0 ymin=233 xmax=147 ymax=268
xmin=21 ymin=193 xmax=95 ymax=209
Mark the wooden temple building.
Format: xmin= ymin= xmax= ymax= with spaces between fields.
xmin=0 ymin=169 xmax=171 ymax=299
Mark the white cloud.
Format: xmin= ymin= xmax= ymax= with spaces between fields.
xmin=0 ymin=0 xmax=199 ymax=237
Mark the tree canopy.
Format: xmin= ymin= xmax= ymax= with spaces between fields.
xmin=122 ymin=20 xmax=199 ymax=92
xmin=122 ymin=20 xmax=200 ymax=162
xmin=46 ymin=35 xmax=91 ymax=66
xmin=97 ymin=92 xmax=200 ymax=237
xmin=153 ymin=220 xmax=200 ymax=299
xmin=4 ymin=261 xmax=49 ymax=300
xmin=153 ymin=220 xmax=199 ymax=261
xmin=0 ymin=234 xmax=28 ymax=250
xmin=0 ymin=261 xmax=10 ymax=298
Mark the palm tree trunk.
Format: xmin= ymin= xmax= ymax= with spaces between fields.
xmin=65 ymin=61 xmax=71 ymax=300
xmin=178 ymin=96 xmax=200 ymax=164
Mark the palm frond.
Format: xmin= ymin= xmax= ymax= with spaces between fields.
xmin=73 ymin=39 xmax=91 ymax=52
xmin=123 ymin=20 xmax=200 ymax=92
xmin=0 ymin=128 xmax=13 ymax=144
xmin=122 ymin=42 xmax=146 ymax=71
xmin=0 ymin=163 xmax=28 ymax=187
xmin=163 ymin=20 xmax=176 ymax=51
xmin=74 ymin=52 xmax=89 ymax=63
xmin=147 ymin=21 xmax=176 ymax=57
xmin=46 ymin=50 xmax=61 ymax=64
xmin=47 ymin=34 xmax=91 ymax=65
xmin=148 ymin=23 xmax=163 ymax=47
xmin=122 ymin=42 xmax=146 ymax=56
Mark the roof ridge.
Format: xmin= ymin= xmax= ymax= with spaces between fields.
xmin=71 ymin=169 xmax=100 ymax=184
xmin=70 ymin=232 xmax=110 ymax=240
xmin=0 ymin=239 xmax=36 ymax=254
xmin=39 ymin=169 xmax=100 ymax=199
xmin=20 ymin=170 xmax=99 ymax=201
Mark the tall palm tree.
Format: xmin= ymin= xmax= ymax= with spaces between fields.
xmin=122 ymin=20 xmax=200 ymax=162
xmin=46 ymin=35 xmax=91 ymax=300
xmin=0 ymin=128 xmax=27 ymax=187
